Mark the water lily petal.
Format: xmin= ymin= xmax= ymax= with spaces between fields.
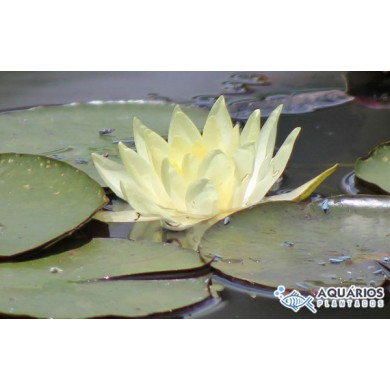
xmin=240 ymin=109 xmax=260 ymax=146
xmin=208 ymin=96 xmax=233 ymax=132
xmin=91 ymin=152 xmax=129 ymax=200
xmin=264 ymin=164 xmax=339 ymax=202
xmin=206 ymin=96 xmax=240 ymax=154
xmin=120 ymin=180 xmax=177 ymax=219
xmin=169 ymin=135 xmax=193 ymax=169
xmin=133 ymin=117 xmax=152 ymax=163
xmin=256 ymin=104 xmax=283 ymax=158
xmin=244 ymin=105 xmax=283 ymax=202
xmin=134 ymin=119 xmax=169 ymax=171
xmin=202 ymin=115 xmax=224 ymax=151
xmin=233 ymin=143 xmax=255 ymax=182
xmin=231 ymin=180 xmax=250 ymax=209
xmin=168 ymin=105 xmax=202 ymax=144
xmin=227 ymin=123 xmax=241 ymax=155
xmin=118 ymin=142 xmax=171 ymax=206
xmin=185 ymin=178 xmax=218 ymax=217
xmin=245 ymin=127 xmax=301 ymax=205
xmin=160 ymin=158 xmax=187 ymax=211
xmin=148 ymin=145 xmax=169 ymax=179
xmin=198 ymin=150 xmax=235 ymax=209
xmin=144 ymin=128 xmax=169 ymax=156
xmin=93 ymin=210 xmax=159 ymax=223
xmin=268 ymin=127 xmax=301 ymax=180
xmin=181 ymin=153 xmax=202 ymax=184
xmin=245 ymin=175 xmax=278 ymax=205
xmin=144 ymin=129 xmax=169 ymax=173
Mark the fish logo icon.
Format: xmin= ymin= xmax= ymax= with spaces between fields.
xmin=274 ymin=285 xmax=317 ymax=314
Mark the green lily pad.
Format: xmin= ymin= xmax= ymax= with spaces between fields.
xmin=13 ymin=237 xmax=210 ymax=281
xmin=199 ymin=196 xmax=390 ymax=290
xmin=0 ymin=153 xmax=108 ymax=259
xmin=355 ymin=141 xmax=390 ymax=194
xmin=0 ymin=101 xmax=208 ymax=184
xmin=0 ymin=238 xmax=213 ymax=318
xmin=0 ymin=277 xmax=212 ymax=319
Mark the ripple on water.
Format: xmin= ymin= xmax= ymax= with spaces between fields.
xmin=221 ymin=81 xmax=251 ymax=95
xmin=229 ymin=73 xmax=270 ymax=85
xmin=192 ymin=95 xmax=219 ymax=109
xmin=228 ymin=90 xmax=355 ymax=120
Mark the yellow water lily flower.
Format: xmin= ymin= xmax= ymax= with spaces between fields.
xmin=92 ymin=96 xmax=337 ymax=231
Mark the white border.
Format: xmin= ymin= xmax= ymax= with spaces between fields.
xmin=1 ymin=1 xmax=388 ymax=70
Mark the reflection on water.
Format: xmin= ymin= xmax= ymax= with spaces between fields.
xmin=228 ymin=90 xmax=354 ymax=119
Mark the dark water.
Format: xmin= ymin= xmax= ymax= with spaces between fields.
xmin=1 ymin=71 xmax=389 ymax=318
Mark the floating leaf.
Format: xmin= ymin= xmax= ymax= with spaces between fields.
xmin=200 ymin=196 xmax=390 ymax=290
xmin=0 ymin=101 xmax=208 ymax=184
xmin=355 ymin=141 xmax=390 ymax=194
xmin=0 ymin=238 xmax=213 ymax=318
xmin=0 ymin=153 xmax=107 ymax=258
xmin=0 ymin=277 xmax=212 ymax=319
xmin=22 ymin=237 xmax=210 ymax=280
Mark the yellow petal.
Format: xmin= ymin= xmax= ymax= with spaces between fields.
xmin=198 ymin=150 xmax=235 ymax=209
xmin=93 ymin=210 xmax=159 ymax=223
xmin=245 ymin=127 xmax=301 ymax=205
xmin=168 ymin=105 xmax=202 ymax=144
xmin=245 ymin=174 xmax=280 ymax=205
xmin=148 ymin=144 xmax=169 ymax=178
xmin=169 ymin=135 xmax=193 ymax=169
xmin=207 ymin=96 xmax=232 ymax=132
xmin=227 ymin=123 xmax=241 ymax=156
xmin=181 ymin=153 xmax=202 ymax=183
xmin=133 ymin=117 xmax=151 ymax=163
xmin=120 ymin=179 xmax=176 ymax=218
xmin=160 ymin=158 xmax=187 ymax=211
xmin=256 ymin=104 xmax=283 ymax=157
xmin=118 ymin=142 xmax=171 ymax=206
xmin=264 ymin=164 xmax=339 ymax=202
xmin=91 ymin=152 xmax=129 ymax=200
xmin=185 ymin=178 xmax=218 ymax=217
xmin=231 ymin=180 xmax=251 ymax=209
xmin=144 ymin=129 xmax=169 ymax=173
xmin=202 ymin=115 xmax=224 ymax=151
xmin=207 ymin=96 xmax=238 ymax=154
xmin=144 ymin=127 xmax=169 ymax=155
xmin=133 ymin=118 xmax=169 ymax=172
xmin=244 ymin=105 xmax=283 ymax=202
xmin=268 ymin=127 xmax=301 ymax=180
xmin=256 ymin=105 xmax=284 ymax=179
xmin=233 ymin=143 xmax=255 ymax=182
xmin=240 ymin=109 xmax=260 ymax=146
xmin=230 ymin=144 xmax=254 ymax=206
